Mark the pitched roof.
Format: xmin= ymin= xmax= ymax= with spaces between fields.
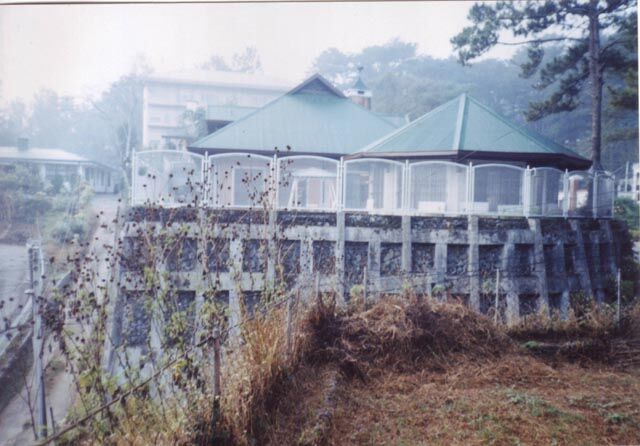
xmin=0 ymin=146 xmax=89 ymax=163
xmin=0 ymin=146 xmax=117 ymax=170
xmin=357 ymin=93 xmax=589 ymax=166
xmin=189 ymin=74 xmax=397 ymax=156
xmin=352 ymin=76 xmax=368 ymax=91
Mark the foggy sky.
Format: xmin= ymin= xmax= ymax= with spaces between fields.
xmin=0 ymin=1 xmax=517 ymax=105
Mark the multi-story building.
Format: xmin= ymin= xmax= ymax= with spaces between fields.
xmin=617 ymin=162 xmax=640 ymax=203
xmin=141 ymin=70 xmax=290 ymax=150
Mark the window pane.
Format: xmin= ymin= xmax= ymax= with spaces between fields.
xmin=344 ymin=160 xmax=403 ymax=211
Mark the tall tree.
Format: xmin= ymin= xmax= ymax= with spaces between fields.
xmin=451 ymin=0 xmax=637 ymax=170
xmin=92 ymin=73 xmax=145 ymax=185
xmin=608 ymin=12 xmax=638 ymax=110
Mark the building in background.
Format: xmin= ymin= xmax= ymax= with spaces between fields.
xmin=142 ymin=70 xmax=290 ymax=150
xmin=617 ymin=162 xmax=640 ymax=203
xmin=0 ymin=138 xmax=118 ymax=193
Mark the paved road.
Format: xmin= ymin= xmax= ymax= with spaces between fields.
xmin=0 ymin=244 xmax=29 ymax=332
xmin=0 ymin=194 xmax=121 ymax=445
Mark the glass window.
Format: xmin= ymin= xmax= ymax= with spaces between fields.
xmin=410 ymin=162 xmax=467 ymax=213
xmin=278 ymin=157 xmax=338 ymax=210
xmin=344 ymin=160 xmax=403 ymax=211
xmin=473 ymin=165 xmax=524 ymax=215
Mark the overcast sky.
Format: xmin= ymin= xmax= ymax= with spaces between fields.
xmin=0 ymin=1 xmax=517 ymax=105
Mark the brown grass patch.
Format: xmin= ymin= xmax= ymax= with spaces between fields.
xmin=329 ymin=356 xmax=640 ymax=445
xmin=258 ymin=296 xmax=640 ymax=446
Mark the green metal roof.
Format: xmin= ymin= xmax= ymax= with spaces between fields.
xmin=352 ymin=76 xmax=368 ymax=91
xmin=359 ymin=93 xmax=588 ymax=162
xmin=190 ymin=74 xmax=397 ymax=155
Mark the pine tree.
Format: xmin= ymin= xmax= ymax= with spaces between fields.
xmin=452 ymin=0 xmax=637 ymax=170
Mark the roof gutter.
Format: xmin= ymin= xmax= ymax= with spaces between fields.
xmin=344 ymin=149 xmax=592 ymax=170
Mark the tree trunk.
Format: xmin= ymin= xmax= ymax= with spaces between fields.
xmin=588 ymin=0 xmax=604 ymax=171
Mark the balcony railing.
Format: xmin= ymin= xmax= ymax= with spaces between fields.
xmin=131 ymin=151 xmax=616 ymax=218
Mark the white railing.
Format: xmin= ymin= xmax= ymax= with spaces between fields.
xmin=131 ymin=151 xmax=615 ymax=218
xmin=131 ymin=150 xmax=205 ymax=207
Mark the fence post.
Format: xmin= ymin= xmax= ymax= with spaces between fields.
xmin=340 ymin=157 xmax=346 ymax=211
xmin=467 ymin=162 xmax=473 ymax=215
xmin=592 ymin=172 xmax=599 ymax=219
xmin=213 ymin=328 xmax=221 ymax=400
xmin=617 ymin=268 xmax=622 ymax=325
xmin=494 ymin=268 xmax=500 ymax=325
xmin=203 ymin=151 xmax=209 ymax=206
xmin=130 ymin=152 xmax=136 ymax=206
xmin=28 ymin=245 xmax=47 ymax=440
xmin=213 ymin=158 xmax=219 ymax=208
xmin=403 ymin=160 xmax=410 ymax=212
xmin=285 ymin=291 xmax=294 ymax=359
xmin=363 ymin=266 xmax=368 ymax=302
xmin=563 ymin=169 xmax=569 ymax=218
xmin=610 ymin=174 xmax=616 ymax=218
xmin=314 ymin=271 xmax=320 ymax=303
xmin=272 ymin=154 xmax=278 ymax=210
xmin=523 ymin=166 xmax=531 ymax=218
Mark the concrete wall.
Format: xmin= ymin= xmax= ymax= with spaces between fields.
xmin=106 ymin=207 xmax=630 ymax=376
xmin=115 ymin=208 xmax=625 ymax=333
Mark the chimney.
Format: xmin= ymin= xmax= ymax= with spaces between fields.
xmin=345 ymin=66 xmax=372 ymax=110
xmin=17 ymin=137 xmax=29 ymax=151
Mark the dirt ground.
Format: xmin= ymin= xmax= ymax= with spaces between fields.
xmin=329 ymin=356 xmax=640 ymax=445
xmin=256 ymin=299 xmax=640 ymax=446
xmin=0 ymin=243 xmax=29 ymax=336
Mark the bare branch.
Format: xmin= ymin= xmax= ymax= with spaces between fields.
xmin=497 ymin=37 xmax=586 ymax=46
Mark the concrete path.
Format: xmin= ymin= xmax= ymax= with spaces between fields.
xmin=0 ymin=194 xmax=121 ymax=445
xmin=0 ymin=244 xmax=29 ymax=331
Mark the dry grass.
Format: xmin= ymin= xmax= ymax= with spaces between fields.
xmin=507 ymin=302 xmax=621 ymax=342
xmin=329 ymin=356 xmax=640 ymax=445
xmin=256 ymin=297 xmax=640 ymax=446
xmin=76 ymin=295 xmax=640 ymax=446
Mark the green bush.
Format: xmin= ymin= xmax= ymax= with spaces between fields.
xmin=614 ymin=197 xmax=640 ymax=230
xmin=51 ymin=195 xmax=74 ymax=212
xmin=78 ymin=183 xmax=95 ymax=209
xmin=0 ymin=164 xmax=43 ymax=194
xmin=51 ymin=216 xmax=88 ymax=242
xmin=13 ymin=193 xmax=53 ymax=223
xmin=50 ymin=174 xmax=65 ymax=194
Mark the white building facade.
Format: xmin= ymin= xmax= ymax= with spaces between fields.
xmin=142 ymin=70 xmax=290 ymax=150
xmin=617 ymin=162 xmax=640 ymax=203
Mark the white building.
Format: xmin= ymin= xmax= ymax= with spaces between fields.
xmin=617 ymin=162 xmax=640 ymax=203
xmin=0 ymin=139 xmax=118 ymax=193
xmin=142 ymin=70 xmax=290 ymax=149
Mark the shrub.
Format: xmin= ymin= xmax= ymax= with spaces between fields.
xmin=13 ymin=193 xmax=53 ymax=223
xmin=51 ymin=216 xmax=88 ymax=242
xmin=50 ymin=174 xmax=64 ymax=194
xmin=78 ymin=183 xmax=95 ymax=209
xmin=614 ymin=197 xmax=639 ymax=230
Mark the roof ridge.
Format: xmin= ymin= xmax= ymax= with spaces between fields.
xmin=193 ymin=73 xmax=349 ymax=149
xmin=359 ymin=95 xmax=462 ymax=153
xmin=288 ymin=73 xmax=346 ymax=99
xmin=452 ymin=93 xmax=467 ymax=150
xmin=192 ymin=74 xmax=395 ymax=151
